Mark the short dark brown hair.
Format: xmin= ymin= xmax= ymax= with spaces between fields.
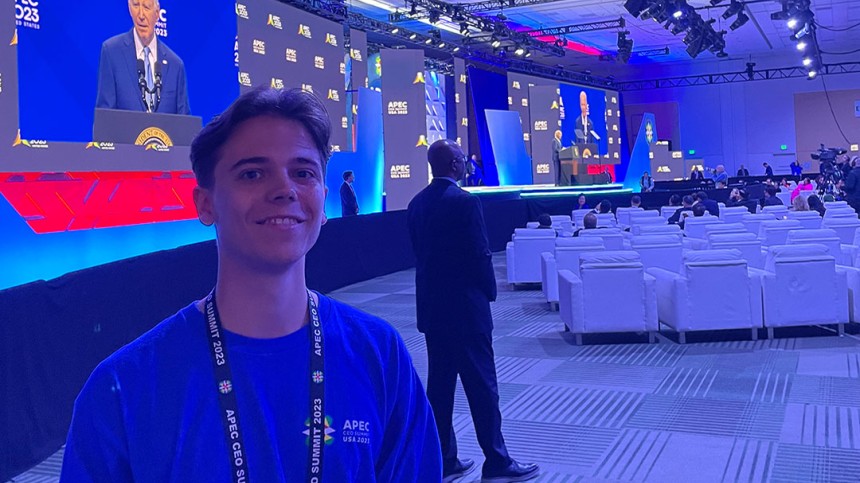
xmin=190 ymin=87 xmax=332 ymax=188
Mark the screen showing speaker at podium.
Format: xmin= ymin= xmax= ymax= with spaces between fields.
xmin=559 ymin=83 xmax=620 ymax=163
xmin=15 ymin=0 xmax=238 ymax=144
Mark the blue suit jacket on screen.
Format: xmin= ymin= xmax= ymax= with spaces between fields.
xmin=96 ymin=30 xmax=191 ymax=115
xmin=407 ymin=179 xmax=497 ymax=335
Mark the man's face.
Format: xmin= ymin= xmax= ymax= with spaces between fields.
xmin=579 ymin=93 xmax=588 ymax=117
xmin=193 ymin=116 xmax=327 ymax=274
xmin=347 ymin=174 xmax=355 ymax=184
xmin=129 ymin=0 xmax=159 ymax=44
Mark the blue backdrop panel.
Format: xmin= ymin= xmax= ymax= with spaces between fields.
xmin=0 ymin=195 xmax=214 ymax=290
xmin=615 ymin=91 xmax=633 ymax=185
xmin=17 ymin=0 xmax=238 ymax=142
xmin=625 ymin=113 xmax=657 ymax=191
xmin=325 ymin=88 xmax=384 ymax=219
xmin=485 ymin=109 xmax=532 ymax=186
xmin=559 ymin=84 xmax=608 ymax=156
xmin=468 ymin=66 xmax=506 ymax=186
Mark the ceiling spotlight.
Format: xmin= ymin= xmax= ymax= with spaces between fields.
xmin=438 ymin=42 xmax=446 ymax=48
xmin=391 ymin=27 xmax=400 ymax=34
xmin=802 ymin=57 xmax=812 ymax=66
xmin=491 ymin=37 xmax=501 ymax=48
xmin=409 ymin=3 xmax=417 ymax=16
xmin=525 ymin=50 xmax=532 ymax=57
xmin=796 ymin=41 xmax=807 ymax=51
xmin=673 ymin=9 xmax=683 ymax=19
xmin=428 ymin=9 xmax=440 ymax=24
xmin=425 ymin=38 xmax=433 ymax=44
xmin=730 ymin=12 xmax=749 ymax=30
xmin=497 ymin=12 xmax=507 ymax=21
xmin=459 ymin=22 xmax=469 ymax=35
xmin=453 ymin=46 xmax=460 ymax=52
xmin=409 ymin=33 xmax=417 ymax=40
xmin=514 ymin=46 xmax=525 ymax=56
xmin=787 ymin=18 xmax=798 ymax=29
xmin=808 ymin=70 xmax=817 ymax=78
xmin=721 ymin=1 xmax=743 ymax=20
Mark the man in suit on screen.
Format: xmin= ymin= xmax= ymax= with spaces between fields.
xmin=407 ymin=139 xmax=539 ymax=483
xmin=96 ymin=0 xmax=191 ymax=114
xmin=574 ymin=91 xmax=595 ymax=144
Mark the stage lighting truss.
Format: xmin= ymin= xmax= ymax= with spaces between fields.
xmin=394 ymin=0 xmax=565 ymax=57
xmin=624 ymin=0 xmax=729 ymax=59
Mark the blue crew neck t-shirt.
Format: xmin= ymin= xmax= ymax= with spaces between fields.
xmin=61 ymin=294 xmax=441 ymax=482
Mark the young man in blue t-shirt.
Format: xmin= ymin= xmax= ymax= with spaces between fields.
xmin=61 ymin=88 xmax=442 ymax=482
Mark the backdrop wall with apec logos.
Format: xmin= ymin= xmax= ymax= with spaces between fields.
xmin=529 ymin=85 xmax=561 ymax=185
xmin=236 ymin=0 xmax=347 ymax=152
xmin=380 ymin=49 xmax=428 ymax=211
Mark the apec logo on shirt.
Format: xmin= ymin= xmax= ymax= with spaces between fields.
xmin=342 ymin=419 xmax=371 ymax=444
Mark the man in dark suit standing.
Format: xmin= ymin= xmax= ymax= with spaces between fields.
xmin=407 ymin=139 xmax=539 ymax=483
xmin=340 ymin=170 xmax=359 ymax=217
xmin=96 ymin=0 xmax=190 ymax=114
xmin=737 ymin=164 xmax=750 ymax=177
xmin=763 ymin=162 xmax=774 ymax=177
xmin=552 ymin=130 xmax=565 ymax=186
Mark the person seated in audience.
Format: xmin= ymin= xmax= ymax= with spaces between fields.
xmin=630 ymin=195 xmax=642 ymax=209
xmin=808 ymin=194 xmax=826 ymax=216
xmin=791 ymin=177 xmax=813 ymax=202
xmin=575 ymin=194 xmax=589 ymax=211
xmin=667 ymin=194 xmax=682 ymax=207
xmin=726 ymin=188 xmax=747 ymax=207
xmin=679 ymin=204 xmax=707 ymax=230
xmin=762 ymin=185 xmax=784 ymax=206
xmin=536 ymin=213 xmax=554 ymax=230
xmin=693 ymin=191 xmax=719 ymax=216
xmin=737 ymin=164 xmax=750 ymax=177
xmin=815 ymin=175 xmax=827 ymax=194
xmin=791 ymin=195 xmax=810 ymax=212
xmin=668 ymin=195 xmax=694 ymax=224
xmin=593 ymin=199 xmax=612 ymax=215
xmin=573 ymin=212 xmax=598 ymax=237
xmin=716 ymin=181 xmax=727 ymax=189
xmin=639 ymin=171 xmax=654 ymax=192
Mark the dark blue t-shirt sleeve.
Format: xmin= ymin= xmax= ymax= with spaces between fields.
xmin=374 ymin=331 xmax=442 ymax=481
xmin=61 ymin=364 xmax=133 ymax=482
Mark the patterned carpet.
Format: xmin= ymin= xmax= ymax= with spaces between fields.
xmin=9 ymin=253 xmax=860 ymax=482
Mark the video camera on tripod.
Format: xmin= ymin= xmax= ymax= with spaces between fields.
xmin=812 ymin=144 xmax=849 ymax=195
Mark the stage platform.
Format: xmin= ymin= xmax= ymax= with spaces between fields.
xmin=463 ymin=183 xmax=632 ymax=199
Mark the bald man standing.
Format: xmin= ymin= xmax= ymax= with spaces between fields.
xmin=407 ymin=139 xmax=539 ymax=483
xmin=574 ymin=91 xmax=594 ymax=144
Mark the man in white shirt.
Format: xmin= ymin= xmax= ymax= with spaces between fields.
xmin=96 ymin=0 xmax=191 ymax=114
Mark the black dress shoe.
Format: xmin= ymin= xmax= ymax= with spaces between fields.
xmin=481 ymin=460 xmax=539 ymax=483
xmin=443 ymin=458 xmax=477 ymax=483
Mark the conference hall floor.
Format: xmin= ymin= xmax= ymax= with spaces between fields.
xmin=10 ymin=253 xmax=860 ymax=482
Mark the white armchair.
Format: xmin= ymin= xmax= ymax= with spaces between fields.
xmin=762 ymin=205 xmax=789 ymax=219
xmin=572 ymin=209 xmax=592 ymax=228
xmin=721 ymin=206 xmax=751 ymax=224
xmin=757 ymin=219 xmax=803 ymax=247
xmin=824 ymin=207 xmax=858 ymax=219
xmin=758 ymin=244 xmax=849 ymax=337
xmin=703 ymin=223 xmax=747 ymax=245
xmin=742 ymin=213 xmax=778 ymax=238
xmin=540 ymin=237 xmax=604 ymax=309
xmin=825 ymin=201 xmax=849 ymax=210
xmin=647 ymin=249 xmax=763 ymax=343
xmin=579 ymin=228 xmax=628 ymax=250
xmin=558 ymin=251 xmax=658 ymax=344
xmin=631 ymin=234 xmax=684 ymax=273
xmin=634 ymin=224 xmax=683 ymax=238
xmin=786 ymin=210 xmax=822 ymax=229
xmin=786 ymin=228 xmax=853 ymax=266
xmin=596 ymin=213 xmax=617 ymax=228
xmin=615 ymin=207 xmax=644 ymax=227
xmin=822 ymin=217 xmax=860 ymax=244
xmin=708 ymin=232 xmax=764 ymax=269
xmin=776 ymin=192 xmax=792 ymax=206
xmin=505 ymin=228 xmax=557 ymax=285
xmin=683 ymin=216 xmax=723 ymax=240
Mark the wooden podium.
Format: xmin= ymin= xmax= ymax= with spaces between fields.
xmin=559 ymin=143 xmax=601 ymax=185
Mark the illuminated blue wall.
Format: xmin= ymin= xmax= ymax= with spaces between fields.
xmin=485 ymin=109 xmax=532 ymax=186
